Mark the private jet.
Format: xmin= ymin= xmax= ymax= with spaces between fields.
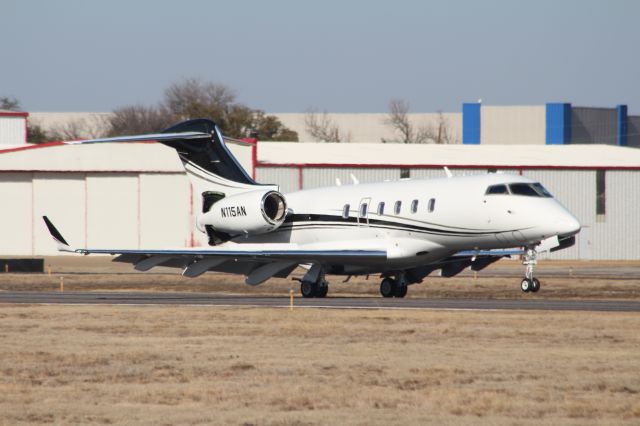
xmin=44 ymin=119 xmax=581 ymax=298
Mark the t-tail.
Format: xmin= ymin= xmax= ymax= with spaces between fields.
xmin=66 ymin=119 xmax=283 ymax=245
xmin=158 ymin=119 xmax=275 ymax=199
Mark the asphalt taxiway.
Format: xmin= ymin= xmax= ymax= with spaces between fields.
xmin=1 ymin=291 xmax=639 ymax=312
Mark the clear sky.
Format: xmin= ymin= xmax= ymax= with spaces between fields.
xmin=2 ymin=0 xmax=638 ymax=113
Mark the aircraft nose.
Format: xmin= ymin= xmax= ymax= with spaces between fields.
xmin=555 ymin=214 xmax=581 ymax=237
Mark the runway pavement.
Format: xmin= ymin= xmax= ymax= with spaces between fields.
xmin=1 ymin=291 xmax=639 ymax=312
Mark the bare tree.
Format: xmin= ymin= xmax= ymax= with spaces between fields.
xmin=26 ymin=121 xmax=52 ymax=144
xmin=163 ymin=78 xmax=236 ymax=124
xmin=422 ymin=111 xmax=456 ymax=144
xmin=304 ymin=109 xmax=348 ymax=142
xmin=105 ymin=105 xmax=176 ymax=137
xmin=48 ymin=115 xmax=110 ymax=140
xmin=383 ymin=99 xmax=455 ymax=144
xmin=0 ymin=96 xmax=21 ymax=111
xmin=160 ymin=77 xmax=298 ymax=140
xmin=251 ymin=110 xmax=299 ymax=141
xmin=382 ymin=99 xmax=429 ymax=144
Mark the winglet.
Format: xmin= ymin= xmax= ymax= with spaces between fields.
xmin=42 ymin=216 xmax=74 ymax=252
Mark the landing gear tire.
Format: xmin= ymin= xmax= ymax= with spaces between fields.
xmin=301 ymin=281 xmax=316 ymax=298
xmin=530 ymin=278 xmax=540 ymax=293
xmin=316 ymin=285 xmax=328 ymax=298
xmin=380 ymin=278 xmax=396 ymax=298
xmin=394 ymin=284 xmax=408 ymax=298
xmin=521 ymin=247 xmax=540 ymax=294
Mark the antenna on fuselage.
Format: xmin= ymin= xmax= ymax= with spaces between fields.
xmin=443 ymin=166 xmax=453 ymax=178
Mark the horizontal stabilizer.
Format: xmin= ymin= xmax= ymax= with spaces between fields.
xmin=66 ymin=119 xmax=258 ymax=187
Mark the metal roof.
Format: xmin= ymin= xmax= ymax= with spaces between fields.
xmin=1 ymin=140 xmax=639 ymax=172
xmin=257 ymin=143 xmax=640 ymax=169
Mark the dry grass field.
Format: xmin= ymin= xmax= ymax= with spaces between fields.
xmin=1 ymin=305 xmax=639 ymax=425
xmin=0 ymin=257 xmax=639 ymax=299
xmin=1 ymin=257 xmax=639 ymax=424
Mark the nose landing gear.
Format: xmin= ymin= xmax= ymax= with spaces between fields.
xmin=521 ymin=247 xmax=540 ymax=293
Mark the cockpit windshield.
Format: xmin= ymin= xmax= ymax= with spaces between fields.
xmin=485 ymin=184 xmax=508 ymax=195
xmin=485 ymin=182 xmax=553 ymax=198
xmin=531 ymin=182 xmax=553 ymax=197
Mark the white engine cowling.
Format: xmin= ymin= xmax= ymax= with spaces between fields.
xmin=197 ymin=189 xmax=287 ymax=235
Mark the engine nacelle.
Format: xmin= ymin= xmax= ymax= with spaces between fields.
xmin=197 ymin=189 xmax=287 ymax=235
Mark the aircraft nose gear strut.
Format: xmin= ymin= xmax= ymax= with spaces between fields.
xmin=520 ymin=247 xmax=540 ymax=293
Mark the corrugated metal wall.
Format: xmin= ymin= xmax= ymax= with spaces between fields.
xmin=255 ymin=167 xmax=299 ymax=193
xmin=628 ymin=116 xmax=640 ymax=148
xmin=258 ymin=167 xmax=509 ymax=191
xmin=571 ymin=107 xmax=618 ymax=145
xmin=597 ymin=171 xmax=640 ymax=260
xmin=522 ymin=170 xmax=595 ymax=260
xmin=302 ymin=168 xmax=400 ymax=189
xmin=0 ymin=117 xmax=26 ymax=145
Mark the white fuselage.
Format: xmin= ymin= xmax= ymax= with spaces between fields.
xmin=230 ymin=173 xmax=580 ymax=273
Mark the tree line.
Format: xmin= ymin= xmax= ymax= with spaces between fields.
xmin=2 ymin=78 xmax=298 ymax=143
xmin=3 ymin=80 xmax=455 ymax=144
xmin=305 ymin=99 xmax=456 ymax=144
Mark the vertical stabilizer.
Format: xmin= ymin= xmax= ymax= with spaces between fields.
xmin=160 ymin=119 xmax=275 ymax=200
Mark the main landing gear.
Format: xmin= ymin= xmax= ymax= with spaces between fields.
xmin=300 ymin=279 xmax=328 ymax=298
xmin=380 ymin=274 xmax=408 ymax=298
xmin=298 ymin=265 xmax=328 ymax=298
xmin=520 ymin=247 xmax=540 ymax=293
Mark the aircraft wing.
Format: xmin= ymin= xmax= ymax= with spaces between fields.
xmin=43 ymin=216 xmax=386 ymax=284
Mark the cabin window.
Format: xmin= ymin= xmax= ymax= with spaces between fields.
xmin=394 ymin=201 xmax=402 ymax=215
xmin=377 ymin=202 xmax=385 ymax=215
xmin=428 ymin=198 xmax=436 ymax=213
xmin=485 ymin=184 xmax=508 ymax=195
xmin=411 ymin=199 xmax=419 ymax=214
xmin=360 ymin=203 xmax=368 ymax=218
xmin=342 ymin=204 xmax=350 ymax=219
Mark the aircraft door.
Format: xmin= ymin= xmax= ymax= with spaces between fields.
xmin=358 ymin=197 xmax=371 ymax=226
